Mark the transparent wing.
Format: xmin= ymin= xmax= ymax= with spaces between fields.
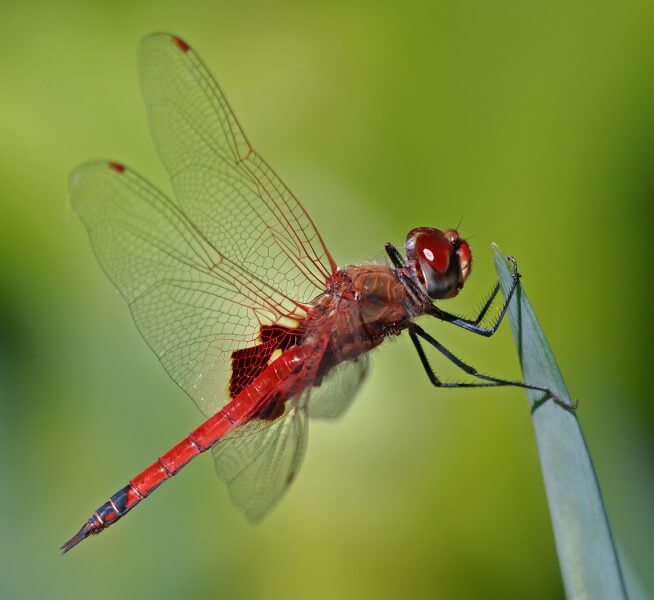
xmin=70 ymin=162 xmax=305 ymax=417
xmin=138 ymin=33 xmax=336 ymax=303
xmin=307 ymin=355 xmax=369 ymax=419
xmin=211 ymin=356 xmax=368 ymax=521
xmin=213 ymin=397 xmax=308 ymax=522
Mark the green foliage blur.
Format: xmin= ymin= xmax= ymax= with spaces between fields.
xmin=1 ymin=1 xmax=652 ymax=598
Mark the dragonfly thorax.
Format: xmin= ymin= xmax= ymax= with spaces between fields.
xmin=301 ymin=264 xmax=412 ymax=372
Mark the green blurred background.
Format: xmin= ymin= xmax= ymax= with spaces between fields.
xmin=1 ymin=1 xmax=652 ymax=598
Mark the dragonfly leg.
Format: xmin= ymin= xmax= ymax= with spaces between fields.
xmin=408 ymin=323 xmax=576 ymax=410
xmin=385 ymin=242 xmax=436 ymax=306
xmin=463 ymin=282 xmax=501 ymax=325
xmin=384 ymin=242 xmax=406 ymax=268
xmin=428 ymin=256 xmax=520 ymax=337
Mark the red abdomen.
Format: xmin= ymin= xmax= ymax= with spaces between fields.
xmin=61 ymin=345 xmax=311 ymax=553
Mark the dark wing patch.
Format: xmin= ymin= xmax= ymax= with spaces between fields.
xmin=229 ymin=325 xmax=303 ymax=398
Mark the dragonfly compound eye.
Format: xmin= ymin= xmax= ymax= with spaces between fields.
xmin=405 ymin=227 xmax=471 ymax=300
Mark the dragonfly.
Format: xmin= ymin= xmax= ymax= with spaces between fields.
xmin=62 ymin=33 xmax=568 ymax=553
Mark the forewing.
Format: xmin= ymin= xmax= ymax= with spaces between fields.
xmin=307 ymin=355 xmax=369 ymax=419
xmin=138 ymin=33 xmax=336 ymax=303
xmin=70 ymin=162 xmax=303 ymax=416
xmin=212 ymin=398 xmax=308 ymax=522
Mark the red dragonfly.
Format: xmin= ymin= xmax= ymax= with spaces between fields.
xmin=63 ymin=33 xmax=563 ymax=553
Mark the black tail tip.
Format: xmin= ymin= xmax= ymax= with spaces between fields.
xmin=60 ymin=518 xmax=101 ymax=554
xmin=61 ymin=525 xmax=92 ymax=554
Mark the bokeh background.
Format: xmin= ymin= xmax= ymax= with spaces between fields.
xmin=1 ymin=1 xmax=652 ymax=599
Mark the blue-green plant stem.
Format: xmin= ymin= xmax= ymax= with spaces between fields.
xmin=494 ymin=248 xmax=627 ymax=600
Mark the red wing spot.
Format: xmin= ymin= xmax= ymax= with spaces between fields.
xmin=229 ymin=325 xmax=303 ymax=398
xmin=108 ymin=161 xmax=126 ymax=173
xmin=172 ymin=36 xmax=190 ymax=53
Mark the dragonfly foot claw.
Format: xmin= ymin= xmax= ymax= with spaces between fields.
xmin=507 ymin=255 xmax=521 ymax=279
xmin=551 ymin=391 xmax=578 ymax=412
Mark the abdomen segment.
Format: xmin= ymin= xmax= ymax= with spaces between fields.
xmin=61 ymin=346 xmax=308 ymax=553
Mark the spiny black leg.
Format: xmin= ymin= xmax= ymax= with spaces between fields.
xmin=409 ymin=323 xmax=576 ymax=410
xmin=469 ymin=283 xmax=501 ymax=325
xmin=385 ymin=242 xmax=430 ymax=304
xmin=408 ymin=327 xmax=523 ymax=390
xmin=428 ymin=282 xmax=501 ymax=328
xmin=385 ymin=242 xmax=406 ymax=268
xmin=387 ymin=243 xmax=520 ymax=337
xmin=408 ymin=329 xmax=503 ymax=390
xmin=429 ymin=256 xmax=521 ymax=337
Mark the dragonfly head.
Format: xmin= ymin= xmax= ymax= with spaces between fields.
xmin=405 ymin=227 xmax=472 ymax=300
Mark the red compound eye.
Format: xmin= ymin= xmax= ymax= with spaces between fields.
xmin=415 ymin=232 xmax=452 ymax=273
xmin=405 ymin=227 xmax=472 ymax=300
xmin=458 ymin=241 xmax=471 ymax=264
